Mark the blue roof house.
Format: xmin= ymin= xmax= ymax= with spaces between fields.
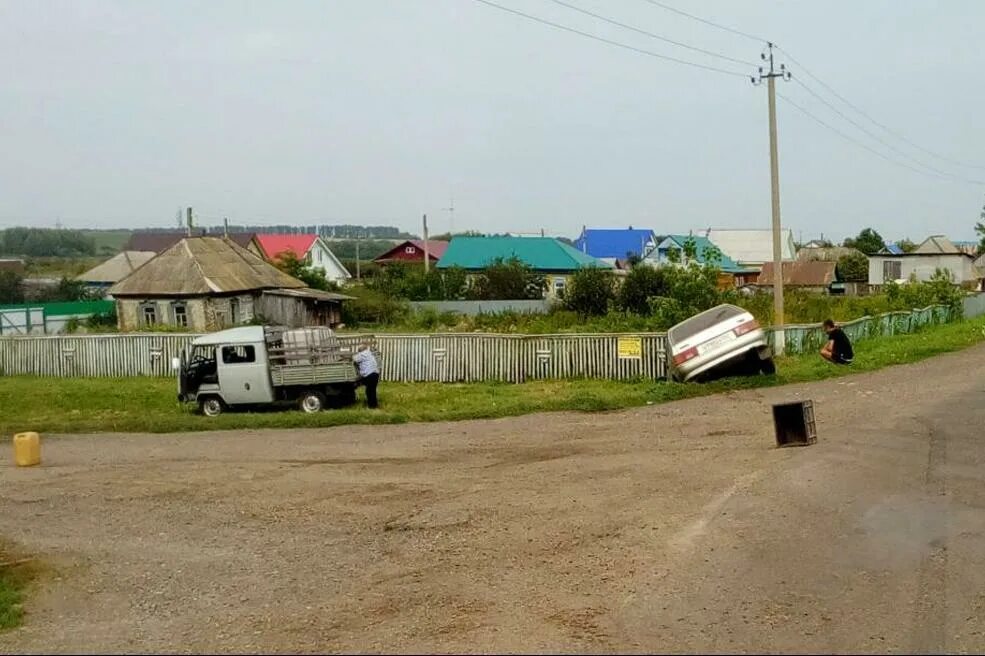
xmin=573 ymin=227 xmax=657 ymax=264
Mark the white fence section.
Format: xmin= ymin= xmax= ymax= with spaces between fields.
xmin=0 ymin=332 xmax=668 ymax=381
xmin=0 ymin=302 xmax=969 ymax=380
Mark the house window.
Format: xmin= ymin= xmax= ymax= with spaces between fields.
xmin=553 ymin=278 xmax=566 ymax=296
xmin=883 ymin=260 xmax=902 ymax=282
xmin=221 ymin=345 xmax=256 ymax=364
xmin=140 ymin=302 xmax=157 ymax=326
xmin=172 ymin=302 xmax=188 ymax=328
xmin=405 ymin=246 xmax=416 ymax=254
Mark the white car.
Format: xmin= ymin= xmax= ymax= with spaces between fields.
xmin=668 ymin=304 xmax=775 ymax=382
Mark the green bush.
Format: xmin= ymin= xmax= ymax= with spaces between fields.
xmin=565 ymin=268 xmax=616 ymax=317
xmin=617 ymin=265 xmax=669 ymax=315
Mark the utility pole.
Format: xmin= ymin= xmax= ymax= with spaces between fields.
xmin=223 ymin=217 xmax=229 ymax=237
xmin=186 ymin=207 xmax=193 ymax=237
xmin=752 ymin=43 xmax=791 ymax=355
xmin=176 ymin=207 xmax=183 ymax=230
xmin=355 ymin=233 xmax=361 ymax=280
xmin=422 ymin=214 xmax=430 ymax=273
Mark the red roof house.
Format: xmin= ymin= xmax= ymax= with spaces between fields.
xmin=373 ymin=240 xmax=448 ymax=266
xmin=255 ymin=233 xmax=351 ymax=283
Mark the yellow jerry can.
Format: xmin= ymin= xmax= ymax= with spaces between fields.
xmin=13 ymin=432 xmax=41 ymax=467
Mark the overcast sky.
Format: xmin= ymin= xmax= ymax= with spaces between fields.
xmin=1 ymin=0 xmax=983 ymax=242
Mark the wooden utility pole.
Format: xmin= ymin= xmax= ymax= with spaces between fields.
xmin=355 ymin=233 xmax=361 ymax=280
xmin=422 ymin=214 xmax=430 ymax=273
xmin=186 ymin=207 xmax=193 ymax=237
xmin=753 ymin=43 xmax=790 ymax=354
xmin=223 ymin=217 xmax=229 ymax=237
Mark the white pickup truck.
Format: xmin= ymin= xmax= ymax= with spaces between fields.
xmin=175 ymin=325 xmax=376 ymax=416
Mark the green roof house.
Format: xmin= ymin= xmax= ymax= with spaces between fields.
xmin=437 ymin=236 xmax=613 ymax=297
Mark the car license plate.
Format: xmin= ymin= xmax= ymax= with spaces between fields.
xmin=699 ymin=331 xmax=735 ymax=354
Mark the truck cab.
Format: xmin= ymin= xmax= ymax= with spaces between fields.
xmin=176 ymin=325 xmax=371 ymax=416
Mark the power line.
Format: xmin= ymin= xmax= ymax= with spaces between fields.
xmin=776 ymin=45 xmax=985 ymax=171
xmin=789 ymin=77 xmax=982 ymax=183
xmin=637 ymin=0 xmax=766 ymax=43
xmin=544 ymin=0 xmax=755 ymax=67
xmin=777 ymin=92 xmax=984 ymax=186
xmin=471 ymin=0 xmax=750 ymax=78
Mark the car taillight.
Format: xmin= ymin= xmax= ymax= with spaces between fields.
xmin=734 ymin=319 xmax=760 ymax=336
xmin=673 ymin=347 xmax=698 ymax=366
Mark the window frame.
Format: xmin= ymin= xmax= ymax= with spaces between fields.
xmin=140 ymin=301 xmax=157 ymax=326
xmin=172 ymin=301 xmax=188 ymax=328
xmin=221 ymin=344 xmax=257 ymax=365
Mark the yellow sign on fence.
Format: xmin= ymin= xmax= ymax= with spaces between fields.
xmin=617 ymin=336 xmax=643 ymax=360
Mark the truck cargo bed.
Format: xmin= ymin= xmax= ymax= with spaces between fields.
xmin=269 ymin=363 xmax=358 ymax=387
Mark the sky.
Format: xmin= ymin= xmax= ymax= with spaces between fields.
xmin=1 ymin=0 xmax=983 ymax=242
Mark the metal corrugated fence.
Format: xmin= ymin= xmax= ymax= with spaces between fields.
xmin=0 ymin=303 xmax=963 ymax=380
xmin=0 ymin=332 xmax=668 ymax=381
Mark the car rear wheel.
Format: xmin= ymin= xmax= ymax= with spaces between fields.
xmin=299 ymin=390 xmax=326 ymax=414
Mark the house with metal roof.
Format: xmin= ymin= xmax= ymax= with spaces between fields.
xmin=572 ymin=227 xmax=657 ymax=265
xmin=125 ymin=231 xmax=263 ymax=257
xmin=641 ymin=234 xmax=757 ymax=288
xmin=437 ymin=236 xmax=612 ymax=298
xmin=700 ymin=228 xmax=797 ymax=269
xmin=75 ymin=250 xmax=156 ymax=297
xmin=756 ymin=261 xmax=838 ymax=293
xmin=256 ymin=233 xmax=351 ymax=283
xmin=109 ymin=236 xmax=350 ymax=331
xmin=373 ymin=240 xmax=449 ymax=267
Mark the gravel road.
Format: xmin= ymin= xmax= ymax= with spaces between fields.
xmin=2 ymin=345 xmax=985 ymax=653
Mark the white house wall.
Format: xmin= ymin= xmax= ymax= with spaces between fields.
xmin=869 ymin=254 xmax=975 ymax=284
xmin=309 ymin=239 xmax=352 ymax=283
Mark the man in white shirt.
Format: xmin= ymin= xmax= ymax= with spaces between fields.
xmin=353 ymin=343 xmax=380 ymax=409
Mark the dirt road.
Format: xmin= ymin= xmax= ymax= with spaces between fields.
xmin=2 ymin=345 xmax=985 ymax=653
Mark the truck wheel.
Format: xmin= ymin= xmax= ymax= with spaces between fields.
xmin=200 ymin=396 xmax=225 ymax=417
xmin=299 ymin=390 xmax=326 ymax=414
xmin=760 ymin=357 xmax=777 ymax=375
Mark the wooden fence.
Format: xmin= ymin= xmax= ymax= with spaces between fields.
xmin=0 ymin=332 xmax=668 ymax=382
xmin=0 ymin=303 xmax=962 ymax=381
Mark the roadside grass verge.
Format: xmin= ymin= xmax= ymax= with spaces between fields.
xmin=1 ymin=316 xmax=983 ymax=435
xmin=0 ymin=548 xmax=38 ymax=631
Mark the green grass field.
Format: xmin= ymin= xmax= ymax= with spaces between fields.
xmin=1 ymin=316 xmax=983 ymax=435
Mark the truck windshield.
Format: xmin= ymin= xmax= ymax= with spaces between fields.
xmin=668 ymin=305 xmax=744 ymax=345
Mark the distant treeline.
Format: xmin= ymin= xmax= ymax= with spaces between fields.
xmin=0 ymin=228 xmax=96 ymax=257
xmin=192 ymin=224 xmax=416 ymax=240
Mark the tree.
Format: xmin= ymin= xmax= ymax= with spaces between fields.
xmin=836 ymin=252 xmax=869 ymax=282
xmin=0 ymin=271 xmax=25 ymax=304
xmin=37 ymin=277 xmax=89 ymax=302
xmin=468 ymin=257 xmax=545 ymax=300
xmin=647 ymin=263 xmax=722 ymax=329
xmin=897 ymin=238 xmax=917 ymax=253
xmin=274 ymin=251 xmax=339 ymax=291
xmin=976 ymin=201 xmax=985 ymax=255
xmin=565 ymin=267 xmax=615 ymax=317
xmin=843 ymin=228 xmax=885 ymax=255
xmin=617 ymin=265 xmax=669 ymax=315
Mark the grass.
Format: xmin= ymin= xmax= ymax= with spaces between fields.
xmin=1 ymin=316 xmax=983 ymax=435
xmin=0 ymin=551 xmax=37 ymax=631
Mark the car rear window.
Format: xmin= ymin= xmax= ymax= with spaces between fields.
xmin=669 ymin=305 xmax=744 ymax=344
